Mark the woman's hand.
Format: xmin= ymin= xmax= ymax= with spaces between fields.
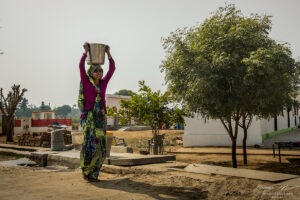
xmin=83 ymin=42 xmax=90 ymax=53
xmin=105 ymin=45 xmax=112 ymax=59
xmin=105 ymin=45 xmax=110 ymax=53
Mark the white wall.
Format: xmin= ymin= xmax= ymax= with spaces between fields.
xmin=183 ymin=116 xmax=262 ymax=147
xmin=14 ymin=118 xmax=71 ymax=135
xmin=106 ymin=94 xmax=130 ymax=126
xmin=184 ymin=109 xmax=299 ymax=147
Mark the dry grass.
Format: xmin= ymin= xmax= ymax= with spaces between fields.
xmin=110 ymin=129 xmax=184 ymax=152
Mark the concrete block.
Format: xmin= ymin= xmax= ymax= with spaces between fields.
xmin=47 ymin=154 xmax=80 ymax=169
xmin=51 ymin=130 xmax=65 ymax=151
xmin=29 ymin=152 xmax=48 ymax=167
xmin=71 ymin=131 xmax=83 ymax=144
xmin=111 ymin=146 xmax=133 ymax=153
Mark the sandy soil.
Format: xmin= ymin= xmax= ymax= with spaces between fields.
xmin=0 ymin=164 xmax=290 ymax=200
xmin=1 ymin=130 xmax=300 ymax=199
xmin=0 ymin=155 xmax=299 ymax=200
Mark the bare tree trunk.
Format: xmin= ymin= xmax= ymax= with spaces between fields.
xmin=287 ymin=110 xmax=290 ymax=128
xmin=152 ymin=128 xmax=159 ymax=155
xmin=242 ymin=127 xmax=247 ymax=165
xmin=232 ymin=137 xmax=237 ymax=168
xmin=6 ymin=116 xmax=14 ymax=142
xmin=220 ymin=119 xmax=238 ymax=168
xmin=2 ymin=115 xmax=8 ymax=136
xmin=274 ymin=115 xmax=278 ymax=131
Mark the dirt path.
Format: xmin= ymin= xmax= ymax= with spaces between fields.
xmin=1 ymin=130 xmax=300 ymax=199
xmin=1 ymin=164 xmax=299 ymax=200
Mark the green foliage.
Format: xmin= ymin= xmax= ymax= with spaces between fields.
xmin=161 ymin=4 xmax=299 ymax=167
xmin=114 ymin=89 xmax=136 ymax=96
xmin=55 ymin=105 xmax=72 ymax=118
xmin=15 ymin=98 xmax=32 ymax=117
xmin=132 ymin=80 xmax=169 ymax=129
xmin=161 ymin=3 xmax=298 ymax=128
xmin=115 ymin=81 xmax=186 ymax=129
xmin=262 ymin=127 xmax=296 ymax=141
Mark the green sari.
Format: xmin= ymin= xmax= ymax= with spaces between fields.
xmin=79 ymin=80 xmax=107 ymax=181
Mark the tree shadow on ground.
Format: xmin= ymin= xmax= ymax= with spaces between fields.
xmin=90 ymin=177 xmax=208 ymax=200
xmin=201 ymin=160 xmax=300 ymax=175
xmin=254 ymin=162 xmax=300 ymax=175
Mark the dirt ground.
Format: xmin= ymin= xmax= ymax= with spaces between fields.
xmin=0 ymin=130 xmax=300 ymax=199
xmin=1 ymin=164 xmax=297 ymax=200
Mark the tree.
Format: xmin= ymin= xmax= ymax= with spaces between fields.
xmin=55 ymin=105 xmax=72 ymax=118
xmin=15 ymin=98 xmax=32 ymax=118
xmin=170 ymin=107 xmax=186 ymax=129
xmin=117 ymin=81 xmax=170 ymax=154
xmin=161 ymin=4 xmax=298 ymax=168
xmin=135 ymin=81 xmax=170 ymax=154
xmin=117 ymin=100 xmax=135 ymax=126
xmin=238 ymin=50 xmax=299 ymax=165
xmin=114 ymin=89 xmax=136 ymax=96
xmin=0 ymin=85 xmax=27 ymax=142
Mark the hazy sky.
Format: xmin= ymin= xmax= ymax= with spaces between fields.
xmin=0 ymin=0 xmax=300 ymax=108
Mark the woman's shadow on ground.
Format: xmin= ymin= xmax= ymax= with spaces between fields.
xmin=89 ymin=177 xmax=208 ymax=200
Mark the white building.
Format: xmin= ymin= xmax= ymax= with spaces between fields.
xmin=106 ymin=94 xmax=131 ymax=127
xmin=183 ymin=109 xmax=299 ymax=147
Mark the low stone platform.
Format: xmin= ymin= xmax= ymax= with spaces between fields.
xmin=0 ymin=143 xmax=175 ymax=168
xmin=184 ymin=164 xmax=299 ymax=183
xmin=26 ymin=150 xmax=176 ymax=168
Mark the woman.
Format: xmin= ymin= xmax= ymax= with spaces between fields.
xmin=78 ymin=42 xmax=115 ymax=181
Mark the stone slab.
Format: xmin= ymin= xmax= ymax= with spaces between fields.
xmin=33 ymin=150 xmax=176 ymax=168
xmin=184 ymin=164 xmax=299 ymax=183
xmin=278 ymin=177 xmax=300 ymax=186
xmin=0 ymin=144 xmax=43 ymax=152
xmin=0 ymin=147 xmax=31 ymax=156
xmin=47 ymin=153 xmax=80 ymax=169
xmin=0 ymin=158 xmax=36 ymax=167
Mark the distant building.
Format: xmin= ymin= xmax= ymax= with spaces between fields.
xmin=106 ymin=94 xmax=131 ymax=127
xmin=14 ymin=101 xmax=72 ymax=135
xmin=184 ymin=93 xmax=300 ymax=147
xmin=31 ymin=101 xmax=55 ymax=120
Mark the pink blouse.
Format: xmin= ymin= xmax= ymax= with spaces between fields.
xmin=79 ymin=53 xmax=116 ymax=113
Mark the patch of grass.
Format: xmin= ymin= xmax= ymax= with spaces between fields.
xmin=262 ymin=127 xmax=297 ymax=141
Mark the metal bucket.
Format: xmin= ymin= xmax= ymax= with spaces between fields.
xmin=87 ymin=43 xmax=106 ymax=65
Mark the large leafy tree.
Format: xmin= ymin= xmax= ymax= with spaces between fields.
xmin=0 ymin=85 xmax=27 ymax=142
xmin=161 ymin=4 xmax=298 ymax=168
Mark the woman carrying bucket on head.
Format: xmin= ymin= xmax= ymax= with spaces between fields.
xmin=78 ymin=42 xmax=115 ymax=182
